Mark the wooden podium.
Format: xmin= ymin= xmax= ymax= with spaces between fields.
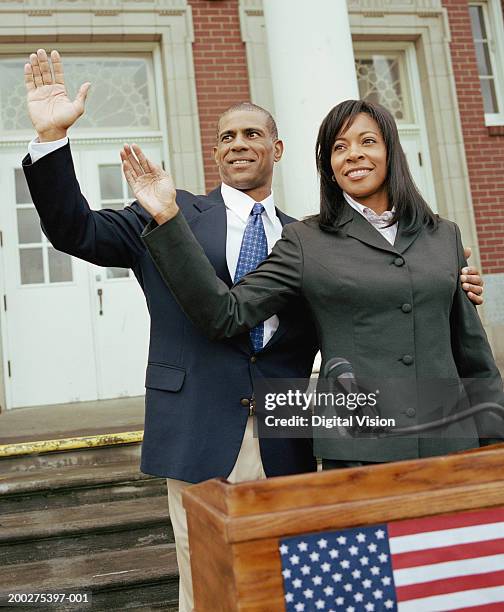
xmin=182 ymin=444 xmax=504 ymax=611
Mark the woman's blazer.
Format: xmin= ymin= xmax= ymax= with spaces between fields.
xmin=142 ymin=203 xmax=504 ymax=462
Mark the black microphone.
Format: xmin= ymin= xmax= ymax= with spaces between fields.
xmin=322 ymin=357 xmax=504 ymax=441
xmin=379 ymin=402 xmax=504 ymax=438
xmin=323 ymin=357 xmax=356 ymax=395
xmin=322 ymin=357 xmax=380 ymax=436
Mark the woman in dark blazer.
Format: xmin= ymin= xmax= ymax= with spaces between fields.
xmin=138 ymin=100 xmax=504 ymax=466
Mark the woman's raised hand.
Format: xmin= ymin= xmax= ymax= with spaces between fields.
xmin=121 ymin=144 xmax=179 ymax=225
xmin=24 ymin=49 xmax=90 ymax=142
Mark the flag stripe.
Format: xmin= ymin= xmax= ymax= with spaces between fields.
xmin=393 ymin=554 xmax=504 ymax=586
xmin=389 ymin=523 xmax=504 ymax=554
xmin=396 ymin=569 xmax=504 ymax=600
xmin=389 ymin=507 xmax=504 ymax=537
xmin=392 ymin=538 xmax=504 ymax=569
xmin=397 ymin=585 xmax=504 ymax=612
xmin=454 ymin=602 xmax=504 ymax=611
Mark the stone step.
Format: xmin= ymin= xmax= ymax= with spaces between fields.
xmin=0 ymin=496 xmax=173 ymax=566
xmin=0 ymin=444 xmax=142 ymax=475
xmin=0 ymin=463 xmax=167 ymax=514
xmin=0 ymin=543 xmax=179 ymax=610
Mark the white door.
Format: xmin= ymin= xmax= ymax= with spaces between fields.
xmin=0 ymin=144 xmax=162 ymax=408
xmin=400 ymin=135 xmax=430 ymax=201
xmin=79 ymin=147 xmax=160 ymax=399
xmin=0 ymin=152 xmax=98 ymax=408
xmin=354 ymin=43 xmax=438 ymax=211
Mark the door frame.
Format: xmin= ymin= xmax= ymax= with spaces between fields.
xmin=353 ymin=40 xmax=438 ymax=211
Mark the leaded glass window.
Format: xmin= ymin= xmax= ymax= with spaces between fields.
xmin=354 ymin=52 xmax=413 ymax=123
xmin=0 ymin=55 xmax=158 ymax=132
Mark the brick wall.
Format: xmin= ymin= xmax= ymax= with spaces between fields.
xmin=189 ymin=0 xmax=251 ymax=192
xmin=442 ymin=0 xmax=504 ymax=273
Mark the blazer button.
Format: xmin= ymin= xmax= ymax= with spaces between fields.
xmin=394 ymin=257 xmax=405 ymax=267
xmin=401 ymin=303 xmax=412 ymax=313
xmin=402 ymin=354 xmax=414 ymax=365
xmin=250 ymin=355 xmax=257 ymax=363
xmin=240 ymin=398 xmax=250 ymax=407
xmin=406 ymin=407 xmax=416 ymax=417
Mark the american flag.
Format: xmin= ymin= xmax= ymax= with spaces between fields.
xmin=279 ymin=506 xmax=504 ymax=611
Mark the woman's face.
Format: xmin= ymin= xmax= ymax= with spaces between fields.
xmin=330 ymin=113 xmax=388 ymax=203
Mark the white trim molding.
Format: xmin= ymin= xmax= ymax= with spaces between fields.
xmin=468 ymin=0 xmax=504 ymax=128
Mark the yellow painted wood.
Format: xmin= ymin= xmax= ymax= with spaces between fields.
xmin=0 ymin=431 xmax=144 ymax=457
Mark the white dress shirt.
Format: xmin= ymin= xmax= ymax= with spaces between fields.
xmin=27 ymin=138 xmax=283 ymax=348
xmin=29 ymin=136 xmax=69 ymax=163
xmin=343 ymin=191 xmax=398 ymax=245
xmin=221 ymin=182 xmax=282 ymax=347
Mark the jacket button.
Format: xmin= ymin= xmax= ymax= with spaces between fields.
xmin=394 ymin=257 xmax=405 ymax=267
xmin=250 ymin=355 xmax=257 ymax=363
xmin=406 ymin=407 xmax=416 ymax=417
xmin=401 ymin=303 xmax=412 ymax=313
xmin=402 ymin=354 xmax=414 ymax=365
xmin=240 ymin=398 xmax=250 ymax=407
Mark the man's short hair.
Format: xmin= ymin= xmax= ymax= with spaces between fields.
xmin=217 ymin=102 xmax=279 ymax=141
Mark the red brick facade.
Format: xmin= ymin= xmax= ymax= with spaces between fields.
xmin=189 ymin=0 xmax=250 ymax=191
xmin=443 ymin=0 xmax=504 ymax=273
xmin=189 ymin=0 xmax=503 ymax=273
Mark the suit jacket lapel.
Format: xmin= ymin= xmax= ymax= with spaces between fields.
xmin=344 ymin=206 xmax=398 ymax=255
xmin=189 ymin=188 xmax=233 ymax=287
xmin=394 ymin=219 xmax=424 ymax=254
xmin=341 ymin=204 xmax=423 ymax=256
xmin=190 ymin=187 xmax=252 ymax=353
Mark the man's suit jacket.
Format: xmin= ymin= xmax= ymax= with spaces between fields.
xmin=22 ymin=143 xmax=318 ymax=482
xmin=143 ymin=203 xmax=504 ymax=462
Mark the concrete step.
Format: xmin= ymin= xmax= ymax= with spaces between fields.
xmin=0 ymin=543 xmax=179 ymax=610
xmin=0 ymin=444 xmax=142 ymax=475
xmin=0 ymin=463 xmax=167 ymax=514
xmin=0 ymin=496 xmax=173 ymax=565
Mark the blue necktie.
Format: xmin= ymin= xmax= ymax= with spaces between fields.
xmin=234 ymin=203 xmax=268 ymax=352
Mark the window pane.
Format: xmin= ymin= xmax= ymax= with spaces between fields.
xmin=475 ymin=42 xmax=493 ymax=77
xmin=480 ymin=78 xmax=499 ymax=113
xmin=107 ymin=267 xmax=129 ymax=279
xmin=48 ymin=248 xmax=73 ymax=283
xmin=469 ymin=5 xmax=486 ymax=40
xmin=20 ymin=248 xmax=44 ymax=284
xmin=99 ymin=165 xmax=123 ymax=200
xmin=17 ymin=208 xmax=42 ymax=244
xmin=15 ymin=168 xmax=32 ymax=204
xmin=0 ymin=55 xmax=157 ymax=131
xmin=355 ymin=53 xmax=411 ymax=122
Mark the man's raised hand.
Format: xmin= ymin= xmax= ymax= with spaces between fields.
xmin=462 ymin=247 xmax=484 ymax=306
xmin=121 ymin=144 xmax=179 ymax=225
xmin=24 ymin=49 xmax=90 ymax=142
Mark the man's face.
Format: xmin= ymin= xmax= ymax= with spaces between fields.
xmin=214 ymin=110 xmax=283 ymax=196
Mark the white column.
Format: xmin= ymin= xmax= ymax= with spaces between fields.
xmin=262 ymin=0 xmax=358 ymax=218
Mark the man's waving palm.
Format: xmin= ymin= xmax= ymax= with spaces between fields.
xmin=24 ymin=49 xmax=90 ymax=142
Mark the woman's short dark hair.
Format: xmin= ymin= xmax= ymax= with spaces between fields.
xmin=314 ymin=99 xmax=437 ymax=233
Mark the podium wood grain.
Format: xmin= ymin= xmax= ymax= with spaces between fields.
xmin=183 ymin=444 xmax=504 ymax=611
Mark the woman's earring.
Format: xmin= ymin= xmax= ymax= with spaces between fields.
xmin=331 ymin=175 xmax=336 ymax=182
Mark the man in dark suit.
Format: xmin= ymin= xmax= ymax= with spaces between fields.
xmin=22 ymin=49 xmax=483 ymax=610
